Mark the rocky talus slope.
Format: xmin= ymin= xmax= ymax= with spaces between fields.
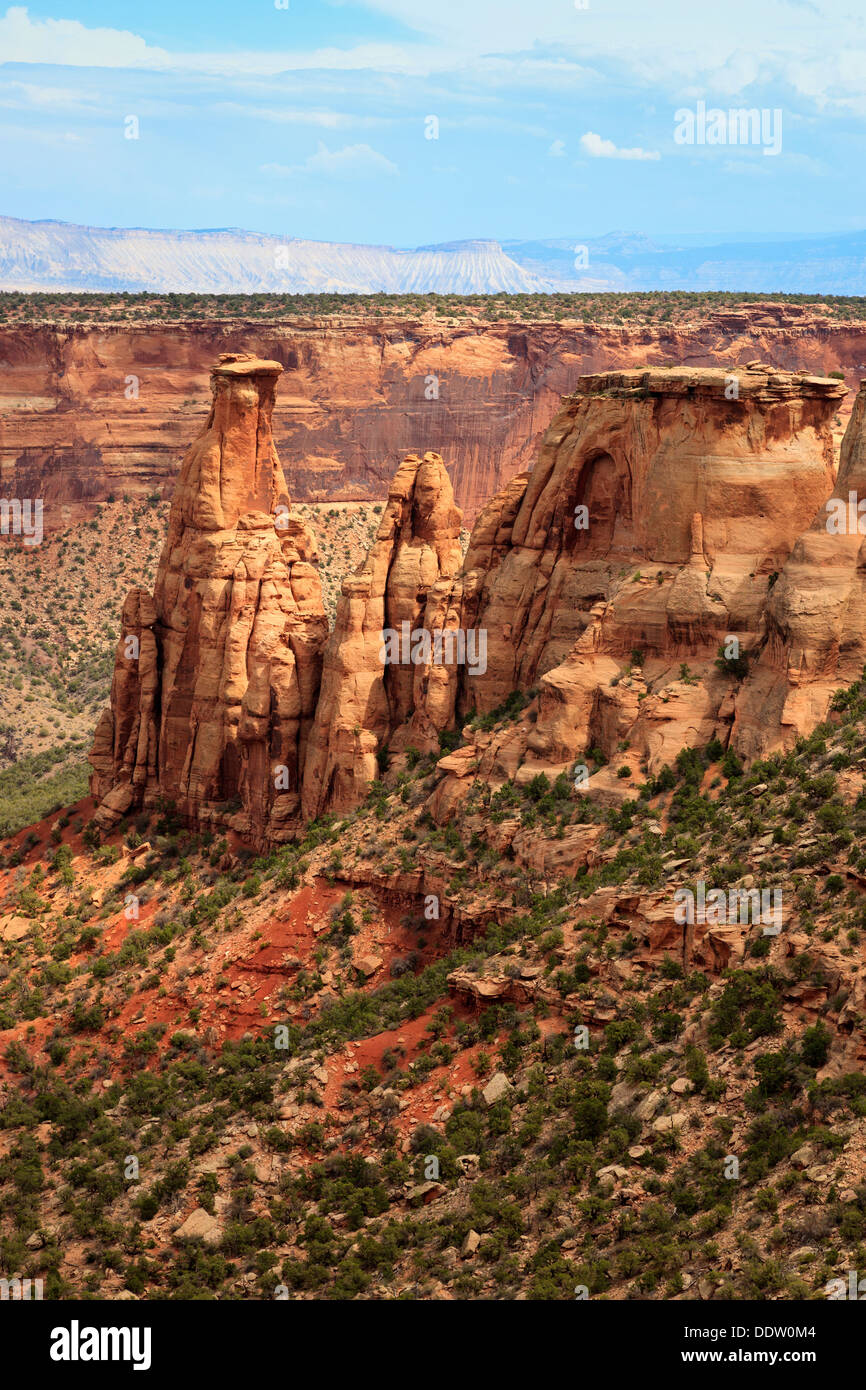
xmin=4 ymin=669 xmax=866 ymax=1300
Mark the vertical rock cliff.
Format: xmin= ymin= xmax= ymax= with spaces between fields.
xmin=90 ymin=353 xmax=328 ymax=843
xmin=731 ymin=380 xmax=866 ymax=755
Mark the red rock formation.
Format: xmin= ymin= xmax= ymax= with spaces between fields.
xmin=90 ymin=354 xmax=328 ymax=843
xmin=0 ymin=309 xmax=859 ymax=528
xmin=364 ymin=366 xmax=845 ymax=808
xmin=301 ymin=452 xmax=462 ymax=819
xmin=90 ymin=588 xmax=159 ymax=818
xmin=90 ymin=357 xmax=852 ymax=846
xmin=731 ymin=380 xmax=866 ymax=755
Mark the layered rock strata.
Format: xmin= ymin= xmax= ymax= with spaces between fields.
xmin=472 ymin=366 xmax=843 ymax=785
xmin=4 ymin=308 xmax=862 ymax=529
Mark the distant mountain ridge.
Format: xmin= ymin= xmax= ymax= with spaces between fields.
xmin=2 ymin=214 xmax=866 ymax=294
xmin=0 ymin=217 xmax=547 ymax=295
xmin=504 ymin=231 xmax=866 ymax=294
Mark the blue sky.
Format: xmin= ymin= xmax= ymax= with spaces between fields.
xmin=1 ymin=0 xmax=864 ymax=246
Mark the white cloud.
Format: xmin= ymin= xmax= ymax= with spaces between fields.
xmin=579 ymin=131 xmax=660 ymax=160
xmin=0 ymin=5 xmax=167 ymax=67
xmin=261 ymin=142 xmax=399 ymax=179
xmin=548 ymin=138 xmax=566 ymax=156
xmin=356 ymin=0 xmax=866 ymax=110
xmin=3 ymin=0 xmax=866 ymax=119
xmin=0 ymin=6 xmax=433 ymax=76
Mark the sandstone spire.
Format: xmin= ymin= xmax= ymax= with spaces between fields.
xmin=301 ymin=451 xmax=463 ymax=819
xmin=90 ymin=353 xmax=328 ymax=843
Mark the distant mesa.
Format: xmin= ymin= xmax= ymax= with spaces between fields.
xmin=0 ymin=215 xmax=547 ymax=295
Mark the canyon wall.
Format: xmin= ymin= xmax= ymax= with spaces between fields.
xmin=2 ymin=307 xmax=864 ymax=525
